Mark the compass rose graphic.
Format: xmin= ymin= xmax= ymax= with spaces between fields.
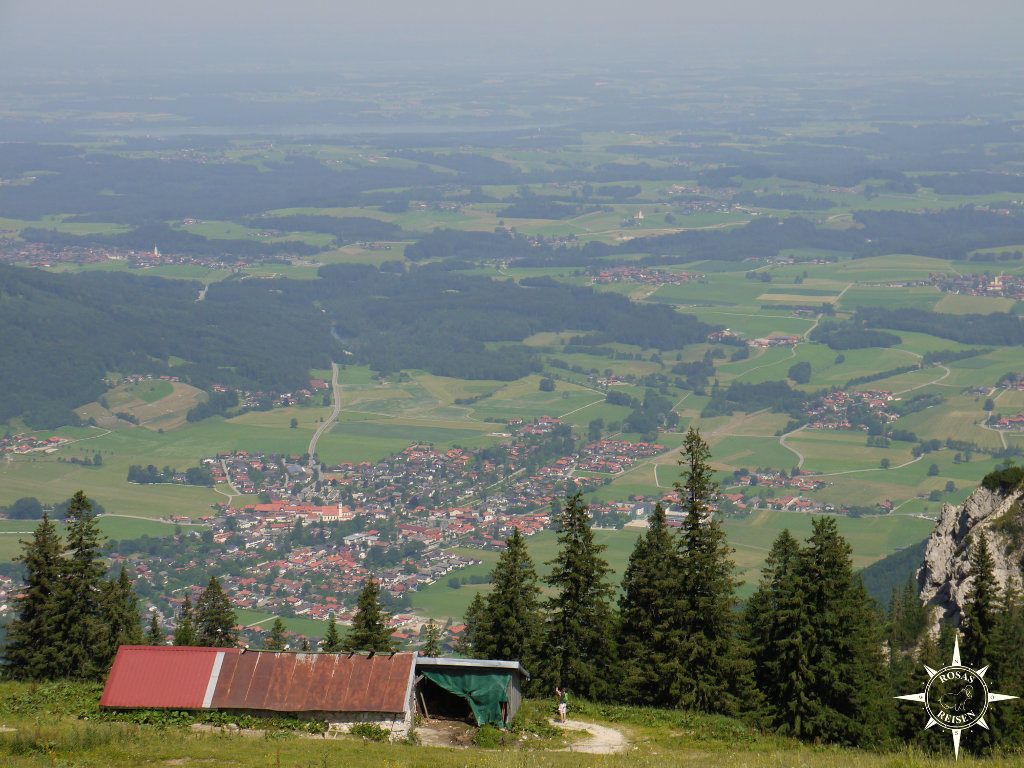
xmin=895 ymin=634 xmax=1018 ymax=758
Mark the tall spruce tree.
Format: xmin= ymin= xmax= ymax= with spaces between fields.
xmin=52 ymin=491 xmax=107 ymax=679
xmin=543 ymin=492 xmax=616 ymax=699
xmin=265 ymin=618 xmax=287 ymax=651
xmin=618 ymin=502 xmax=679 ymax=706
xmin=458 ymin=593 xmax=487 ymax=656
xmin=885 ymin=577 xmax=930 ymax=743
xmin=3 ymin=514 xmax=65 ymax=679
xmin=322 ymin=612 xmax=343 ymax=652
xmin=195 ymin=577 xmax=238 ymax=647
xmin=961 ymin=533 xmax=1002 ymax=755
xmin=344 ymin=578 xmax=394 ymax=652
xmin=744 ymin=528 xmax=806 ymax=730
xmin=910 ymin=623 xmax=960 ymax=752
xmin=989 ymin=578 xmax=1024 ymax=749
xmin=100 ymin=566 xmax=144 ymax=662
xmin=795 ymin=517 xmax=890 ymax=746
xmin=173 ymin=594 xmax=198 ymax=646
xmin=962 ymin=532 xmax=999 ymax=670
xmin=421 ymin=620 xmax=443 ymax=657
xmin=146 ymin=613 xmax=164 ymax=645
xmin=476 ymin=528 xmax=542 ymax=671
xmin=671 ymin=428 xmax=754 ymax=716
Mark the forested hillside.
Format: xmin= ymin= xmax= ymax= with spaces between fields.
xmin=0 ymin=263 xmax=711 ymax=427
xmin=0 ymin=265 xmax=336 ymax=427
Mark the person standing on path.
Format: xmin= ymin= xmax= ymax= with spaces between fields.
xmin=555 ymin=687 xmax=568 ymax=723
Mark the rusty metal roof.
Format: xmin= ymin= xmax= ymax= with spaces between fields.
xmin=99 ymin=646 xmax=241 ymax=710
xmin=100 ymin=647 xmax=416 ymax=714
xmin=211 ymin=651 xmax=415 ymax=714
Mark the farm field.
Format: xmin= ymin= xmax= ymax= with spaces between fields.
xmin=0 ymin=515 xmax=189 ymax=561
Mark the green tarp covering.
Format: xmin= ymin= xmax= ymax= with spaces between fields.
xmin=420 ymin=669 xmax=511 ymax=726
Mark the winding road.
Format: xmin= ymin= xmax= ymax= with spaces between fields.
xmin=308 ymin=362 xmax=341 ymax=465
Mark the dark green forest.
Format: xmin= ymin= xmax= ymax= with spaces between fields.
xmin=0 ymin=262 xmax=710 ymax=427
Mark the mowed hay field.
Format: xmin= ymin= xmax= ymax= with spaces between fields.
xmin=75 ymin=380 xmax=206 ymax=432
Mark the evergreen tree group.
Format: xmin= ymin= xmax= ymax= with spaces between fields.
xmin=3 ymin=492 xmax=145 ymax=680
xmin=460 ymin=427 xmax=898 ymax=748
xmin=748 ymin=519 xmax=890 ymax=744
xmin=171 ymin=578 xmax=238 ymax=648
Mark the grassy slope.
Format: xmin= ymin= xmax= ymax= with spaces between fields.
xmin=0 ymin=680 xmax=991 ymax=768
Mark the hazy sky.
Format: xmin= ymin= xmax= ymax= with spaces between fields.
xmin=2 ymin=0 xmax=1023 ymax=76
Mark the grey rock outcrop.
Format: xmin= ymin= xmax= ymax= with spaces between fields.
xmin=918 ymin=485 xmax=1024 ymax=626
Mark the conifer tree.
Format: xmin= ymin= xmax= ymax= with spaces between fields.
xmin=422 ymin=620 xmax=443 ymax=657
xmin=885 ymin=577 xmax=930 ymax=742
xmin=618 ymin=502 xmax=679 ymax=706
xmin=543 ymin=492 xmax=616 ymax=699
xmin=301 ymin=638 xmax=311 ymax=652
xmin=101 ymin=566 xmax=144 ymax=662
xmin=744 ymin=528 xmax=805 ymax=729
xmin=146 ymin=613 xmax=164 ymax=645
xmin=901 ymin=622 xmax=964 ymax=751
xmin=195 ymin=577 xmax=238 ymax=647
xmin=344 ymin=578 xmax=394 ymax=652
xmin=959 ymin=534 xmax=1002 ymax=756
xmin=322 ymin=612 xmax=343 ymax=652
xmin=670 ymin=428 xmax=754 ymax=716
xmin=989 ymin=578 xmax=1024 ymax=748
xmin=52 ymin=491 xmax=107 ymax=679
xmin=476 ymin=528 xmax=542 ymax=670
xmin=458 ymin=593 xmax=487 ymax=656
xmin=795 ymin=517 xmax=890 ymax=746
xmin=962 ymin=532 xmax=999 ymax=670
xmin=173 ymin=594 xmax=197 ymax=646
xmin=265 ymin=618 xmax=287 ymax=651
xmin=3 ymin=514 xmax=65 ymax=679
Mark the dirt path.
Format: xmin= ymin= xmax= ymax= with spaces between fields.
xmin=551 ymin=719 xmax=628 ymax=754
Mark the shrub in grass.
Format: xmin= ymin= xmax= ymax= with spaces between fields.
xmin=349 ymin=723 xmax=391 ymax=742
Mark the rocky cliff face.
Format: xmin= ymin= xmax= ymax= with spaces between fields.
xmin=918 ymin=485 xmax=1024 ymax=625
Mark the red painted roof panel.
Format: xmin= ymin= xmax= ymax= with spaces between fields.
xmin=101 ymin=647 xmax=414 ymax=714
xmin=99 ymin=646 xmax=241 ymax=709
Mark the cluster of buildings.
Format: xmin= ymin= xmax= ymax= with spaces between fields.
xmin=805 ymin=390 xmax=899 ymax=430
xmin=931 ymin=272 xmax=1024 ymax=300
xmin=210 ymin=378 xmax=328 ymax=410
xmin=732 ymin=469 xmax=830 ymax=492
xmin=999 ymin=372 xmax=1024 ymax=391
xmin=589 ymin=266 xmax=704 ymax=286
xmin=989 ymin=413 xmax=1024 ymax=431
xmin=0 ymin=242 xmax=254 ymax=271
xmin=0 ymin=432 xmax=70 ymax=457
xmin=576 ymin=439 xmax=664 ymax=473
xmin=109 ymin=429 xmax=674 ymax=634
xmin=750 ymin=334 xmax=802 ymax=348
